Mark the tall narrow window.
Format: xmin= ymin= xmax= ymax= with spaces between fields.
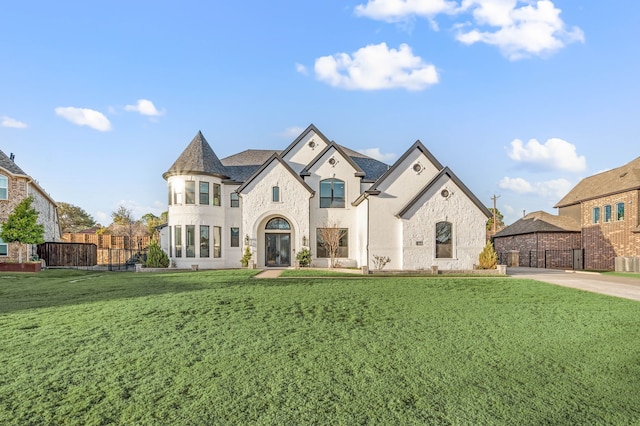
xmin=319 ymin=178 xmax=345 ymax=208
xmin=0 ymin=176 xmax=7 ymax=200
xmin=213 ymin=226 xmax=221 ymax=258
xmin=200 ymin=225 xmax=210 ymax=257
xmin=199 ymin=182 xmax=210 ymax=205
xmin=435 ymin=221 xmax=453 ymax=258
xmin=592 ymin=207 xmax=600 ymax=224
xmin=230 ymin=227 xmax=240 ymax=247
xmin=604 ymin=205 xmax=612 ymax=222
xmin=272 ymin=186 xmax=280 ymax=202
xmin=168 ymin=226 xmax=172 ymax=257
xmin=174 ymin=181 xmax=183 ymax=204
xmin=168 ymin=182 xmax=172 ymax=206
xmin=0 ymin=226 xmax=7 ymax=256
xmin=174 ymin=225 xmax=182 ymax=257
xmin=230 ymin=192 xmax=239 ymax=208
xmin=616 ymin=202 xmax=625 ymax=221
xmin=185 ymin=181 xmax=196 ymax=204
xmin=186 ymin=225 xmax=195 ymax=257
xmin=213 ymin=183 xmax=221 ymax=206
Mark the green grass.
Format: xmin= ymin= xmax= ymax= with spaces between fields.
xmin=1 ymin=270 xmax=639 ymax=425
xmin=279 ymin=268 xmax=361 ymax=277
xmin=603 ymin=271 xmax=640 ymax=279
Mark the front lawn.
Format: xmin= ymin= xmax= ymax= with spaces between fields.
xmin=1 ymin=270 xmax=639 ymax=424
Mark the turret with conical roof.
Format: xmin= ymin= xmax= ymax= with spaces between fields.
xmin=163 ymin=131 xmax=228 ymax=179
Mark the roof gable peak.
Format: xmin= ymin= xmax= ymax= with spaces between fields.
xmin=163 ymin=131 xmax=228 ymax=179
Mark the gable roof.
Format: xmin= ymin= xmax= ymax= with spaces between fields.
xmin=367 ymin=140 xmax=444 ymax=192
xmin=0 ymin=149 xmax=27 ymax=176
xmin=396 ymin=167 xmax=492 ymax=219
xmin=300 ymin=142 xmax=366 ymax=177
xmin=236 ymin=153 xmax=315 ymax=195
xmin=279 ymin=123 xmax=332 ymax=159
xmin=555 ymin=156 xmax=640 ymax=208
xmin=492 ymin=210 xmax=581 ymax=238
xmin=163 ymin=131 xmax=228 ymax=179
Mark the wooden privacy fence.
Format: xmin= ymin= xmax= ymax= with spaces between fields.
xmin=62 ymin=233 xmax=153 ymax=250
xmin=38 ymin=242 xmax=98 ymax=267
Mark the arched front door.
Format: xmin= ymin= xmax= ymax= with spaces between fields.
xmin=265 ymin=217 xmax=291 ymax=267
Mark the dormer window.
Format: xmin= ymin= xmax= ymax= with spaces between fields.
xmin=320 ymin=178 xmax=345 ymax=208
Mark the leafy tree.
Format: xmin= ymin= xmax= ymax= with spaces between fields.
xmin=477 ymin=240 xmax=498 ymax=269
xmin=486 ymin=208 xmax=505 ymax=233
xmin=145 ymin=239 xmax=169 ymax=268
xmin=141 ymin=211 xmax=168 ymax=236
xmin=0 ymin=196 xmax=45 ymax=263
xmin=57 ymin=202 xmax=97 ymax=233
xmin=110 ymin=205 xmax=145 ymax=250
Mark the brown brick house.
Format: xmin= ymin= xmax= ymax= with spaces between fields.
xmin=0 ymin=150 xmax=61 ymax=261
xmin=554 ymin=156 xmax=640 ymax=270
xmin=492 ymin=211 xmax=582 ymax=269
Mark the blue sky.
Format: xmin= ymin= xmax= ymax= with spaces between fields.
xmin=1 ymin=1 xmax=638 ymax=226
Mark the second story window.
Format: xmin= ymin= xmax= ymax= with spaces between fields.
xmin=320 ymin=178 xmax=345 ymax=208
xmin=230 ymin=192 xmax=239 ymax=208
xmin=616 ymin=203 xmax=625 ymax=221
xmin=592 ymin=207 xmax=600 ymax=224
xmin=168 ymin=182 xmax=172 ymax=206
xmin=604 ymin=205 xmax=612 ymax=223
xmin=272 ymin=186 xmax=280 ymax=202
xmin=185 ymin=181 xmax=196 ymax=204
xmin=199 ymin=182 xmax=209 ymax=205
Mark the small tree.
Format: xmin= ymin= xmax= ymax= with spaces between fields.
xmin=240 ymin=245 xmax=252 ymax=267
xmin=317 ymin=223 xmax=347 ymax=268
xmin=0 ymin=196 xmax=45 ymax=263
xmin=477 ymin=240 xmax=498 ymax=269
xmin=145 ymin=239 xmax=169 ymax=268
xmin=372 ymin=254 xmax=390 ymax=271
xmin=57 ymin=202 xmax=97 ymax=233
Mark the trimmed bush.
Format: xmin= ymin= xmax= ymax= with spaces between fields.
xmin=145 ymin=239 xmax=169 ymax=268
xmin=477 ymin=240 xmax=498 ymax=269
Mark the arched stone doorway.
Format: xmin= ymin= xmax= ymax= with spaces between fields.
xmin=264 ymin=217 xmax=291 ymax=267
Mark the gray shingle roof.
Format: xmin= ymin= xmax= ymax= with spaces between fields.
xmin=163 ymin=131 xmax=228 ymax=179
xmin=0 ymin=149 xmax=27 ymax=175
xmin=555 ymin=156 xmax=640 ymax=208
xmin=492 ymin=210 xmax=581 ymax=238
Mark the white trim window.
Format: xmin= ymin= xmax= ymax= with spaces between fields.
xmin=0 ymin=226 xmax=7 ymax=256
xmin=0 ymin=175 xmax=7 ymax=200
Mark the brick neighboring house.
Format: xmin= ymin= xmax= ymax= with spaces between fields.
xmin=554 ymin=156 xmax=640 ymax=271
xmin=0 ymin=149 xmax=61 ymax=261
xmin=492 ymin=211 xmax=582 ymax=269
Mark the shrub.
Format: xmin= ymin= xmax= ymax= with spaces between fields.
xmin=240 ymin=246 xmax=252 ymax=267
xmin=477 ymin=240 xmax=498 ymax=269
xmin=296 ymin=247 xmax=312 ymax=267
xmin=372 ymin=255 xmax=391 ymax=271
xmin=145 ymin=239 xmax=169 ymax=268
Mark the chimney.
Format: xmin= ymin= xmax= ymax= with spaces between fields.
xmin=9 ymin=153 xmax=15 ymax=161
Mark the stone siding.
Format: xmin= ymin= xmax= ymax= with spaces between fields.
xmin=493 ymin=232 xmax=581 ymax=268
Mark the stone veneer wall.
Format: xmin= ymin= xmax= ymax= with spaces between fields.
xmin=493 ymin=232 xmax=581 ymax=268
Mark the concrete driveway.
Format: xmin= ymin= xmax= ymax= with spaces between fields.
xmin=508 ymin=267 xmax=640 ymax=302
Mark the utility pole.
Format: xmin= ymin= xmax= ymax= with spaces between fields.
xmin=491 ymin=195 xmax=500 ymax=234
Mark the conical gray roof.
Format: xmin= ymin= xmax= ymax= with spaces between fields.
xmin=163 ymin=131 xmax=228 ymax=179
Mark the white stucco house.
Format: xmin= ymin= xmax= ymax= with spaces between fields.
xmin=161 ymin=124 xmax=490 ymax=270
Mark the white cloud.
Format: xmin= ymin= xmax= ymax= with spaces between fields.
xmin=124 ymin=99 xmax=164 ymax=117
xmin=456 ymin=0 xmax=585 ymax=60
xmin=357 ymin=147 xmax=397 ymax=162
xmin=295 ymin=63 xmax=308 ymax=75
xmin=314 ymin=42 xmax=439 ymax=91
xmin=1 ymin=116 xmax=27 ymax=129
xmin=55 ymin=107 xmax=112 ymax=132
xmin=499 ymin=176 xmax=572 ymax=200
xmin=507 ymin=137 xmax=586 ymax=172
xmin=282 ymin=126 xmax=305 ymax=138
xmin=355 ymin=0 xmax=458 ymax=22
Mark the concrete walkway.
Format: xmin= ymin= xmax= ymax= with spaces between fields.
xmin=508 ymin=267 xmax=640 ymax=302
xmin=253 ymin=269 xmax=285 ymax=279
